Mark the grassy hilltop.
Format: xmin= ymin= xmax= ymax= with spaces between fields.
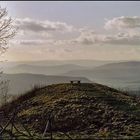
xmin=0 ymin=83 xmax=140 ymax=139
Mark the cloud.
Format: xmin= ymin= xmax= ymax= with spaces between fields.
xmin=19 ymin=40 xmax=46 ymax=46
xmin=11 ymin=17 xmax=140 ymax=48
xmin=73 ymin=29 xmax=104 ymax=45
xmin=72 ymin=29 xmax=140 ymax=46
xmin=15 ymin=18 xmax=74 ymax=33
xmin=11 ymin=28 xmax=140 ymax=47
xmin=104 ymin=16 xmax=140 ymax=30
xmin=10 ymin=38 xmax=72 ymax=47
xmin=103 ymin=32 xmax=140 ymax=45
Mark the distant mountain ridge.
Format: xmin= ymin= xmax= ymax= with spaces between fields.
xmin=4 ymin=64 xmax=87 ymax=75
xmin=1 ymin=59 xmax=118 ymax=68
xmin=94 ymin=61 xmax=140 ymax=69
xmin=3 ymin=60 xmax=140 ymax=93
xmin=65 ymin=61 xmax=140 ymax=77
xmin=64 ymin=61 xmax=140 ymax=91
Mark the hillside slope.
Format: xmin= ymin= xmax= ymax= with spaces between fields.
xmin=1 ymin=83 xmax=140 ymax=139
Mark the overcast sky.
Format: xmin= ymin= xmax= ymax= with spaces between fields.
xmin=1 ymin=1 xmax=140 ymax=61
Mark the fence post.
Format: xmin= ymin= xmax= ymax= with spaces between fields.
xmin=50 ymin=115 xmax=53 ymax=140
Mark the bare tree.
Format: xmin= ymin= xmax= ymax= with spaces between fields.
xmin=0 ymin=6 xmax=16 ymax=54
xmin=0 ymin=6 xmax=16 ymax=105
xmin=0 ymin=80 xmax=9 ymax=105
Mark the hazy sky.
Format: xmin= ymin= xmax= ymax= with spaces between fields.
xmin=1 ymin=1 xmax=140 ymax=61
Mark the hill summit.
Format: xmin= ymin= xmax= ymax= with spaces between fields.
xmin=1 ymin=83 xmax=140 ymax=139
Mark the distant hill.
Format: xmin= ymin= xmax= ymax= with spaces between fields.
xmin=2 ymin=73 xmax=91 ymax=95
xmin=1 ymin=59 xmax=117 ymax=68
xmin=64 ymin=61 xmax=140 ymax=91
xmin=1 ymin=83 xmax=140 ymax=139
xmin=4 ymin=64 xmax=87 ymax=75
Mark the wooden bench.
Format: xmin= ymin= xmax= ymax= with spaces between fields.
xmin=70 ymin=80 xmax=81 ymax=84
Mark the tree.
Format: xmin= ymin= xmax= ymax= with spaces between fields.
xmin=0 ymin=6 xmax=16 ymax=54
xmin=0 ymin=6 xmax=16 ymax=105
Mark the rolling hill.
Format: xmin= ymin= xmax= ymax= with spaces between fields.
xmin=64 ymin=61 xmax=140 ymax=91
xmin=4 ymin=64 xmax=87 ymax=75
xmin=0 ymin=59 xmax=116 ymax=68
xmin=1 ymin=83 xmax=140 ymax=139
xmin=1 ymin=73 xmax=91 ymax=95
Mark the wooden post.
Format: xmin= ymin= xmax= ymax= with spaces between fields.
xmin=10 ymin=117 xmax=14 ymax=134
xmin=42 ymin=112 xmax=53 ymax=139
xmin=50 ymin=117 xmax=53 ymax=140
xmin=42 ymin=120 xmax=49 ymax=138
